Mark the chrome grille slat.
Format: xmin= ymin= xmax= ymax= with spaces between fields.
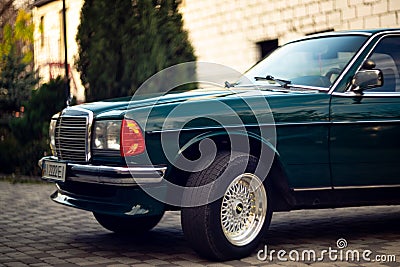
xmin=57 ymin=143 xmax=86 ymax=147
xmin=57 ymin=136 xmax=86 ymax=140
xmin=57 ymin=141 xmax=86 ymax=145
xmin=58 ymin=128 xmax=86 ymax=131
xmin=58 ymin=147 xmax=86 ymax=152
xmin=55 ymin=108 xmax=93 ymax=163
xmin=58 ymin=133 xmax=86 ymax=137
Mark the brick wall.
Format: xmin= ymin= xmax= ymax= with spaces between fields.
xmin=180 ymin=0 xmax=400 ymax=73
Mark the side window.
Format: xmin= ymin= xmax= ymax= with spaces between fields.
xmin=365 ymin=36 xmax=400 ymax=92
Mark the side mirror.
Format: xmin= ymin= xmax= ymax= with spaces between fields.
xmin=351 ymin=69 xmax=383 ymax=93
xmin=362 ymin=59 xmax=376 ymax=70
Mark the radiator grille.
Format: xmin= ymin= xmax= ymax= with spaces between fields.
xmin=55 ymin=115 xmax=89 ymax=162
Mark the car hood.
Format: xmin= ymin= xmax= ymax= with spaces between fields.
xmin=74 ymin=86 xmax=325 ymax=124
xmin=77 ymin=88 xmax=239 ymax=118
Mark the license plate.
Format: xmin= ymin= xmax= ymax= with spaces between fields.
xmin=42 ymin=160 xmax=66 ymax=182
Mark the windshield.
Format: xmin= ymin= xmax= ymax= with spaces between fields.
xmin=238 ymin=35 xmax=368 ymax=89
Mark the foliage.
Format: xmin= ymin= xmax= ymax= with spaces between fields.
xmin=0 ymin=0 xmax=17 ymax=33
xmin=0 ymin=51 xmax=38 ymax=113
xmin=0 ymin=9 xmax=36 ymax=114
xmin=76 ymin=0 xmax=196 ymax=102
xmin=0 ymin=9 xmax=34 ymax=65
xmin=76 ymin=0 xmax=133 ymax=102
xmin=0 ymin=7 xmax=53 ymax=176
xmin=0 ymin=127 xmax=18 ymax=174
xmin=0 ymin=78 xmax=66 ymax=175
xmin=10 ymin=77 xmax=66 ymax=143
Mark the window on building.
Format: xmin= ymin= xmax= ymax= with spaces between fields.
xmin=256 ymin=39 xmax=278 ymax=61
xmin=59 ymin=9 xmax=65 ymax=61
xmin=40 ymin=16 xmax=44 ymax=48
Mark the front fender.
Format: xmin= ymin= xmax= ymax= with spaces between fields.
xmin=177 ymin=130 xmax=279 ymax=157
xmin=170 ymin=130 xmax=294 ymax=210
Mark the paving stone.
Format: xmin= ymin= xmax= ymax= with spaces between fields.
xmin=0 ymin=181 xmax=399 ymax=267
xmin=3 ymin=262 xmax=29 ymax=267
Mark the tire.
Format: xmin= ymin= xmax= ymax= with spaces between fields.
xmin=93 ymin=212 xmax=164 ymax=234
xmin=181 ymin=151 xmax=272 ymax=261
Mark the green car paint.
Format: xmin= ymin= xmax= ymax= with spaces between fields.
xmin=41 ymin=28 xmax=400 ymax=219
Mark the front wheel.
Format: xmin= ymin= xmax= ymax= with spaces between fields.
xmin=181 ymin=152 xmax=272 ymax=261
xmin=93 ymin=212 xmax=164 ymax=234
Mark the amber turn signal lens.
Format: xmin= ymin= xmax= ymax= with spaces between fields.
xmin=120 ymin=119 xmax=145 ymax=156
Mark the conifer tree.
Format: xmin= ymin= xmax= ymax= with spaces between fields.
xmin=76 ymin=0 xmax=196 ymax=102
xmin=76 ymin=0 xmax=133 ymax=102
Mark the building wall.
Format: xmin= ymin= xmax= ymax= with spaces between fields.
xmin=32 ymin=0 xmax=85 ymax=102
xmin=32 ymin=0 xmax=400 ymax=102
xmin=180 ymin=0 xmax=400 ymax=73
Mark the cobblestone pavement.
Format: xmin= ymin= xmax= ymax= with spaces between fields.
xmin=0 ymin=181 xmax=399 ymax=267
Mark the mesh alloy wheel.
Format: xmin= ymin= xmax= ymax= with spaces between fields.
xmin=220 ymin=173 xmax=267 ymax=246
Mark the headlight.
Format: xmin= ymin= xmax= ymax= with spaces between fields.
xmin=93 ymin=120 xmax=122 ymax=150
xmin=49 ymin=113 xmax=59 ymax=156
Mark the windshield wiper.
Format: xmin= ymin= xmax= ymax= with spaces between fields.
xmin=254 ymin=75 xmax=291 ymax=88
xmin=224 ymin=81 xmax=236 ymax=88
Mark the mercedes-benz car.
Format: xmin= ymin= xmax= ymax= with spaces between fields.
xmin=39 ymin=28 xmax=400 ymax=261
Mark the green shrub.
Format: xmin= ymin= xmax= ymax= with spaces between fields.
xmin=0 ymin=128 xmax=19 ymax=174
xmin=0 ymin=77 xmax=67 ymax=176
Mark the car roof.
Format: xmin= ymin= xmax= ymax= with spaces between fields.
xmin=289 ymin=28 xmax=400 ymax=44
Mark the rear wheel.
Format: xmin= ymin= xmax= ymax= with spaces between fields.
xmin=181 ymin=152 xmax=272 ymax=260
xmin=93 ymin=212 xmax=164 ymax=234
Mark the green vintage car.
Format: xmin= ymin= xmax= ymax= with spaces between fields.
xmin=39 ymin=28 xmax=400 ymax=260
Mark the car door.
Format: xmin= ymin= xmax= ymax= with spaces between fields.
xmin=330 ymin=35 xmax=400 ymax=187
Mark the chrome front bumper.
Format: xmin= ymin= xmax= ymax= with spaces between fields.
xmin=38 ymin=156 xmax=166 ymax=186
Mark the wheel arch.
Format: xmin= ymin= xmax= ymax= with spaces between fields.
xmin=165 ymin=130 xmax=295 ymax=210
